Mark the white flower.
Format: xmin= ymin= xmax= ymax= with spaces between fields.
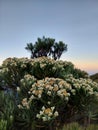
xmin=49 ymin=86 xmax=53 ymax=90
xmin=67 ymin=93 xmax=70 ymax=96
xmin=51 ymin=106 xmax=55 ymax=111
xmin=59 ymin=85 xmax=63 ymax=88
xmin=40 ymin=111 xmax=43 ymax=115
xmin=42 ymin=106 xmax=45 ymax=111
xmin=21 ymin=98 xmax=29 ymax=109
xmin=89 ymin=91 xmax=94 ymax=95
xmin=36 ymin=114 xmax=40 ymax=118
xmin=54 ymin=111 xmax=59 ymax=117
xmin=28 ymin=91 xmax=31 ymax=94
xmin=47 ymin=116 xmax=51 ymax=120
xmin=38 ymin=94 xmax=41 ymax=98
xmin=17 ymin=87 xmax=20 ymax=92
xmin=17 ymin=104 xmax=23 ymax=109
xmin=65 ymin=97 xmax=69 ymax=101
xmin=71 ymin=89 xmax=76 ymax=94
xmin=29 ymin=95 xmax=35 ymax=101
xmin=47 ymin=91 xmax=51 ymax=96
xmin=48 ymin=112 xmax=52 ymax=116
xmin=57 ymin=90 xmax=61 ymax=95
xmin=32 ymin=90 xmax=35 ymax=94
xmin=40 ymin=63 xmax=46 ymax=68
xmin=42 ymin=117 xmax=47 ymax=121
xmin=47 ymin=101 xmax=51 ymax=105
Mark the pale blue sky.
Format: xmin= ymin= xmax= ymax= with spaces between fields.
xmin=0 ymin=0 xmax=98 ymax=74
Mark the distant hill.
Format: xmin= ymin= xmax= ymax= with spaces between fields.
xmin=90 ymin=73 xmax=98 ymax=83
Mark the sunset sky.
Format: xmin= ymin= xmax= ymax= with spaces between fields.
xmin=0 ymin=0 xmax=98 ymax=75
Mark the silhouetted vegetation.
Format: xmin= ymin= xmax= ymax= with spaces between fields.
xmin=25 ymin=36 xmax=67 ymax=60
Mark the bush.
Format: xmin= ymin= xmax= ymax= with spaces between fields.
xmin=15 ymin=75 xmax=98 ymax=129
xmin=0 ymin=57 xmax=88 ymax=90
xmin=0 ymin=57 xmax=98 ymax=130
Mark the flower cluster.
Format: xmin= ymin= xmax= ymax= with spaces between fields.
xmin=0 ymin=57 xmax=88 ymax=90
xmin=20 ymin=74 xmax=36 ymax=87
xmin=28 ymin=77 xmax=71 ymax=101
xmin=65 ymin=75 xmax=98 ymax=97
xmin=17 ymin=77 xmax=71 ymax=123
xmin=36 ymin=106 xmax=59 ymax=121
xmin=1 ymin=57 xmax=98 ymax=129
xmin=2 ymin=57 xmax=30 ymax=68
xmin=18 ymin=98 xmax=29 ymax=109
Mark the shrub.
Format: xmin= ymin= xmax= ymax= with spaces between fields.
xmin=15 ymin=75 xmax=98 ymax=129
xmin=0 ymin=57 xmax=88 ymax=90
xmin=0 ymin=57 xmax=98 ymax=130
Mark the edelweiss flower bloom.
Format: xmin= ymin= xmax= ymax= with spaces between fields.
xmin=54 ymin=111 xmax=59 ymax=117
xmin=36 ymin=114 xmax=40 ymax=118
xmin=42 ymin=117 xmax=47 ymax=121
xmin=17 ymin=104 xmax=23 ymax=109
xmin=36 ymin=106 xmax=59 ymax=121
xmin=21 ymin=98 xmax=29 ymax=109
xmin=44 ymin=108 xmax=51 ymax=114
xmin=17 ymin=87 xmax=20 ymax=92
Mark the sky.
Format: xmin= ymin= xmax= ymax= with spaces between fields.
xmin=0 ymin=0 xmax=98 ymax=75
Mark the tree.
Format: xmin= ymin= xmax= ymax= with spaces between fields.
xmin=25 ymin=43 xmax=35 ymax=58
xmin=25 ymin=36 xmax=67 ymax=60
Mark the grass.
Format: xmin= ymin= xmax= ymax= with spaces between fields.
xmin=57 ymin=123 xmax=98 ymax=130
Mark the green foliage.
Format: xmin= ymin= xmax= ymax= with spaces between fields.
xmin=61 ymin=122 xmax=83 ymax=130
xmin=72 ymin=68 xmax=88 ymax=79
xmin=0 ymin=57 xmax=88 ymax=90
xmin=15 ymin=74 xmax=98 ymax=129
xmin=58 ymin=123 xmax=98 ymax=130
xmin=90 ymin=73 xmax=98 ymax=83
xmin=14 ymin=108 xmax=34 ymax=130
xmin=19 ymin=74 xmax=36 ymax=98
xmin=0 ymin=57 xmax=33 ymax=88
xmin=0 ymin=91 xmax=15 ymax=130
xmin=86 ymin=124 xmax=98 ymax=130
xmin=15 ymin=77 xmax=71 ymax=129
xmin=0 ymin=57 xmax=98 ymax=130
xmin=0 ymin=119 xmax=7 ymax=130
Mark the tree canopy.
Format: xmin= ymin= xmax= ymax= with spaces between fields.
xmin=25 ymin=36 xmax=67 ymax=60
